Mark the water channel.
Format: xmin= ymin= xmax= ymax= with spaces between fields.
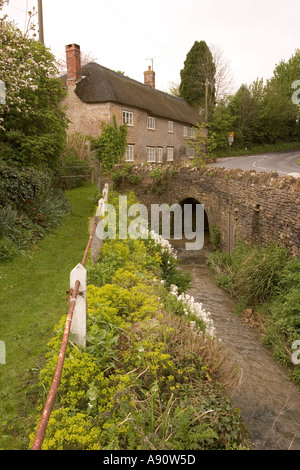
xmin=171 ymin=237 xmax=300 ymax=451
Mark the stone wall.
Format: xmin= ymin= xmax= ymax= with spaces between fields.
xmin=116 ymin=165 xmax=300 ymax=255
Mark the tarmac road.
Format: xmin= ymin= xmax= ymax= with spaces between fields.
xmin=210 ymin=149 xmax=300 ymax=176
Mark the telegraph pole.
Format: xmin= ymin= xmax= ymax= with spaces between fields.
xmin=38 ymin=0 xmax=44 ymax=44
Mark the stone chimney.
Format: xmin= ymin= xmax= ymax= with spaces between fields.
xmin=65 ymin=44 xmax=81 ymax=83
xmin=144 ymin=66 xmax=155 ymax=89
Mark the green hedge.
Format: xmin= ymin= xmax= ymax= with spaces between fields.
xmin=0 ymin=160 xmax=71 ymax=262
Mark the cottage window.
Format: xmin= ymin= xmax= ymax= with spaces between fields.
xmin=167 ymin=147 xmax=174 ymax=161
xmin=147 ymin=147 xmax=156 ymax=162
xmin=189 ymin=148 xmax=195 ymax=159
xmin=147 ymin=116 xmax=155 ymax=130
xmin=168 ymin=121 xmax=174 ymax=133
xmin=157 ymin=147 xmax=163 ymax=163
xmin=183 ymin=126 xmax=188 ymax=137
xmin=190 ymin=127 xmax=195 ymax=138
xmin=125 ymin=145 xmax=134 ymax=162
xmin=122 ymin=110 xmax=133 ymax=126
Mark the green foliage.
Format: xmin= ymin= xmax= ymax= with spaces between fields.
xmin=207 ymin=241 xmax=289 ymax=304
xmin=208 ymin=242 xmax=300 ymax=387
xmin=186 ymin=122 xmax=216 ymax=166
xmin=58 ymin=149 xmax=92 ymax=190
xmin=29 ymin=190 xmax=248 ymax=450
xmin=209 ymin=224 xmax=221 ymax=250
xmin=179 ymin=40 xmax=216 ymax=118
xmin=91 ymin=115 xmax=127 ymax=170
xmin=0 ymin=160 xmax=71 ymax=262
xmin=111 ymin=164 xmax=142 ymax=187
xmin=211 ymin=49 xmax=300 ymax=152
xmin=0 ymin=18 xmax=68 ymax=169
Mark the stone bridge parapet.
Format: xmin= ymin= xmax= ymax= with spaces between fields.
xmin=114 ymin=164 xmax=300 ymax=255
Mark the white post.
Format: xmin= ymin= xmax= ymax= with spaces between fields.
xmin=102 ymin=184 xmax=109 ymax=202
xmin=96 ymin=198 xmax=105 ymax=217
xmin=70 ymin=263 xmax=87 ymax=348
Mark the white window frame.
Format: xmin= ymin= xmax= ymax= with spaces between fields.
xmin=122 ymin=110 xmax=133 ymax=126
xmin=168 ymin=121 xmax=174 ymax=133
xmin=190 ymin=127 xmax=195 ymax=138
xmin=183 ymin=126 xmax=188 ymax=137
xmin=157 ymin=147 xmax=163 ymax=163
xmin=147 ymin=116 xmax=155 ymax=130
xmin=125 ymin=144 xmax=134 ymax=162
xmin=147 ymin=147 xmax=156 ymax=162
xmin=167 ymin=147 xmax=174 ymax=162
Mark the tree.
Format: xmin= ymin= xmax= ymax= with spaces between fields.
xmin=0 ymin=6 xmax=68 ymax=169
xmin=210 ymin=44 xmax=235 ymax=103
xmin=179 ymin=41 xmax=216 ymax=119
xmin=185 ymin=122 xmax=216 ymax=166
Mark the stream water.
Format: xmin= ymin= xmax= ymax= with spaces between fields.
xmin=171 ymin=237 xmax=300 ymax=451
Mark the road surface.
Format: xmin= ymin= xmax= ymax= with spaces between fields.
xmin=210 ymin=150 xmax=300 ymax=176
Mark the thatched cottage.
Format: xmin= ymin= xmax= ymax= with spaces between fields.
xmin=63 ymin=44 xmax=201 ymax=164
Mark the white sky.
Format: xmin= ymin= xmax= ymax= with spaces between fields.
xmin=2 ymin=0 xmax=300 ymax=93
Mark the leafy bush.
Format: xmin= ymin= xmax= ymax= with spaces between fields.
xmin=207 ymin=241 xmax=288 ymax=304
xmin=58 ymin=149 xmax=92 ymax=190
xmin=0 ymin=160 xmax=71 ymax=262
xmin=207 ymin=241 xmax=300 ymax=387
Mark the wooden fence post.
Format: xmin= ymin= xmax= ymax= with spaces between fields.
xmin=70 ymin=263 xmax=87 ymax=348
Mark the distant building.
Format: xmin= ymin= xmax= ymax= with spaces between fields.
xmin=62 ymin=44 xmax=202 ymax=164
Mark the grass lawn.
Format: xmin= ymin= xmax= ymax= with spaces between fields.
xmin=0 ymin=183 xmax=97 ymax=450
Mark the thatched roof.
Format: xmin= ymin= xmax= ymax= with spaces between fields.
xmin=68 ymin=62 xmax=201 ymax=126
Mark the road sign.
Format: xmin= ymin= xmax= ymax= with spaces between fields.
xmin=228 ymin=132 xmax=234 ymax=143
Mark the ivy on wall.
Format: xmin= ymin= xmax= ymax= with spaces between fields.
xmin=91 ymin=115 xmax=127 ymax=171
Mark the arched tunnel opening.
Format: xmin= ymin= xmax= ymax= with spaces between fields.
xmin=179 ymin=198 xmax=209 ymax=235
xmin=165 ymin=198 xmax=210 ymax=248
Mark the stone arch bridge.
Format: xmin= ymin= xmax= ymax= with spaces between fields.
xmin=115 ymin=165 xmax=300 ymax=255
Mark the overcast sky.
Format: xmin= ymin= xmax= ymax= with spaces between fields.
xmin=3 ymin=0 xmax=300 ymax=93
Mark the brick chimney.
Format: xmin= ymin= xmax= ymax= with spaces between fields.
xmin=144 ymin=66 xmax=155 ymax=89
xmin=65 ymin=44 xmax=81 ymax=83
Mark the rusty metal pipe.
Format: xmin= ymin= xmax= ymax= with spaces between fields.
xmin=81 ymin=222 xmax=98 ymax=266
xmin=31 ymin=280 xmax=80 ymax=450
xmin=31 ymin=218 xmax=100 ymax=450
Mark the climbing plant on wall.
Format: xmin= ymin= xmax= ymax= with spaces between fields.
xmin=91 ymin=115 xmax=127 ymax=171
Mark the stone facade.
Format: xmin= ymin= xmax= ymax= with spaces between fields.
xmin=64 ymin=88 xmax=196 ymax=164
xmin=116 ymin=165 xmax=300 ymax=255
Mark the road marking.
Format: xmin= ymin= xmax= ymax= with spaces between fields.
xmin=253 ymin=156 xmax=286 ymax=175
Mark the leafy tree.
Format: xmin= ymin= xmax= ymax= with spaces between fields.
xmin=210 ymin=96 xmax=235 ymax=151
xmin=185 ymin=122 xmax=216 ymax=166
xmin=228 ymin=84 xmax=258 ymax=148
xmin=0 ymin=5 xmax=68 ymax=169
xmin=179 ymin=41 xmax=216 ymax=119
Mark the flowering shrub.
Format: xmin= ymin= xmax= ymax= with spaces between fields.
xmin=169 ymin=284 xmax=215 ymax=337
xmin=0 ymin=4 xmax=67 ymax=168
